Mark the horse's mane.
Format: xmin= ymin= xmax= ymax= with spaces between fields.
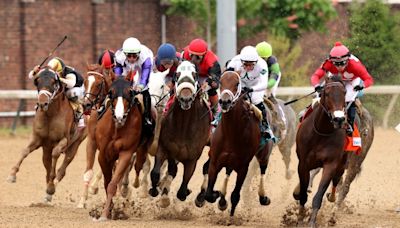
xmin=326 ymin=74 xmax=344 ymax=86
xmin=87 ymin=63 xmax=102 ymax=72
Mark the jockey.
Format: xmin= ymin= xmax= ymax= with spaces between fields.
xmin=182 ymin=38 xmax=221 ymax=122
xmin=155 ymin=43 xmax=181 ymax=90
xmin=256 ymin=41 xmax=286 ymax=129
xmin=29 ymin=57 xmax=85 ymax=128
xmin=311 ymin=41 xmax=374 ymax=135
xmin=114 ymin=37 xmax=154 ymax=129
xmin=226 ymin=46 xmax=275 ymax=141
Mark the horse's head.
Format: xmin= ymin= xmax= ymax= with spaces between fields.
xmin=219 ymin=71 xmax=241 ymax=113
xmin=83 ymin=63 xmax=112 ymax=113
xmin=34 ymin=67 xmax=61 ymax=111
xmin=175 ymin=61 xmax=197 ymax=110
xmin=148 ymin=68 xmax=170 ymax=110
xmin=320 ymin=75 xmax=347 ymax=129
xmin=109 ymin=77 xmax=136 ymax=128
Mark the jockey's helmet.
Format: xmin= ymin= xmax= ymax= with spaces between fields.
xmin=329 ymin=42 xmax=350 ymax=60
xmin=240 ymin=46 xmax=258 ymax=62
xmin=256 ymin=41 xmax=272 ymax=59
xmin=98 ymin=50 xmax=115 ymax=69
xmin=157 ymin=43 xmax=177 ymax=61
xmin=188 ymin=38 xmax=208 ymax=56
xmin=122 ymin=37 xmax=141 ymax=54
xmin=47 ymin=57 xmax=65 ymax=75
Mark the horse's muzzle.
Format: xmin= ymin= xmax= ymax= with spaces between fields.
xmin=332 ymin=116 xmax=346 ymax=129
xmin=37 ymin=102 xmax=49 ymax=111
xmin=219 ymin=99 xmax=232 ymax=113
xmin=178 ymin=96 xmax=194 ymax=110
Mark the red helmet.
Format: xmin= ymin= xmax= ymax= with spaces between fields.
xmin=329 ymin=42 xmax=350 ymax=59
xmin=98 ymin=50 xmax=115 ymax=69
xmin=188 ymin=38 xmax=208 ymax=55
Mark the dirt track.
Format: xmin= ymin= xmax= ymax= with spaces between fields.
xmin=1 ymin=128 xmax=400 ymax=227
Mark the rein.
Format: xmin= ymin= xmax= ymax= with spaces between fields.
xmin=84 ymin=71 xmax=106 ymax=109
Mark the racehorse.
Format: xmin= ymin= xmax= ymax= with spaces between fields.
xmin=7 ymin=67 xmax=87 ymax=202
xmin=306 ymin=106 xmax=374 ymax=207
xmin=77 ymin=63 xmax=114 ymax=208
xmin=95 ymin=76 xmax=143 ymax=220
xmin=196 ymin=71 xmax=274 ymax=216
xmin=293 ymin=75 xmax=348 ymax=227
xmin=148 ymin=61 xmax=210 ymax=208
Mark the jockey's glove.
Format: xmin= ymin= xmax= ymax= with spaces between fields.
xmin=314 ymin=84 xmax=323 ymax=92
xmin=354 ymin=85 xmax=364 ymax=91
xmin=242 ymin=87 xmax=253 ymax=93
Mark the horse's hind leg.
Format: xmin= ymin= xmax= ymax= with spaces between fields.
xmin=257 ymin=163 xmax=271 ymax=206
xmin=195 ymin=158 xmax=210 ymax=207
xmin=42 ymin=146 xmax=53 ymax=202
xmin=177 ymin=160 xmax=197 ymax=202
xmin=337 ymin=154 xmax=361 ymax=206
xmin=308 ymin=168 xmax=321 ymax=193
xmin=230 ymin=167 xmax=248 ymax=216
xmin=134 ymin=147 xmax=148 ymax=189
xmin=55 ymin=138 xmax=83 ymax=184
xmin=327 ymin=170 xmax=344 ymax=203
xmin=8 ymin=137 xmax=42 ymax=183
xmin=138 ymin=154 xmax=151 ymax=198
xmin=217 ymin=167 xmax=232 ymax=211
xmin=279 ymin=144 xmax=294 ymax=179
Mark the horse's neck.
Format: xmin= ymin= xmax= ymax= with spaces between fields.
xmin=313 ymin=104 xmax=334 ymax=130
xmin=221 ymin=99 xmax=255 ymax=130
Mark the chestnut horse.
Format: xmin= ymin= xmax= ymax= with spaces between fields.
xmin=7 ymin=67 xmax=87 ymax=202
xmin=149 ymin=61 xmax=210 ymax=207
xmin=77 ymin=63 xmax=114 ymax=208
xmin=196 ymin=71 xmax=274 ymax=216
xmin=95 ymin=76 xmax=144 ymax=220
xmin=293 ymin=75 xmax=348 ymax=227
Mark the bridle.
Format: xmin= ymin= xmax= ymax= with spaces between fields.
xmin=219 ymin=71 xmax=242 ymax=113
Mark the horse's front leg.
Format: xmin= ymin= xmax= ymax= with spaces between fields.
xmin=8 ymin=136 xmax=42 ymax=183
xmin=195 ymin=158 xmax=210 ymax=207
xmin=149 ymin=146 xmax=167 ymax=197
xmin=158 ymin=158 xmax=178 ymax=208
xmin=217 ymin=167 xmax=232 ymax=211
xmin=309 ymin=164 xmax=336 ymax=227
xmin=230 ymin=167 xmax=248 ymax=216
xmin=78 ymin=134 xmax=97 ymax=208
xmin=294 ymin=161 xmax=310 ymax=223
xmin=256 ymin=142 xmax=273 ymax=206
xmin=99 ymin=151 xmax=133 ymax=221
xmin=205 ymin=159 xmax=222 ymax=204
xmin=176 ymin=159 xmax=197 ymax=201
xmin=46 ymin=138 xmax=68 ymax=202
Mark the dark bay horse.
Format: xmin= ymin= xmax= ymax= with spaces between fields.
xmin=95 ymin=76 xmax=143 ymax=220
xmin=7 ymin=68 xmax=87 ymax=202
xmin=149 ymin=61 xmax=210 ymax=208
xmin=77 ymin=63 xmax=114 ymax=208
xmin=196 ymin=71 xmax=274 ymax=216
xmin=293 ymin=75 xmax=348 ymax=227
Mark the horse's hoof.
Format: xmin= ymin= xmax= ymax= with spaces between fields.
xmin=326 ymin=192 xmax=336 ymax=202
xmin=77 ymin=197 xmax=86 ymax=209
xmin=43 ymin=193 xmax=53 ymax=203
xmin=149 ymin=187 xmax=159 ymax=197
xmin=195 ymin=191 xmax=206 ymax=208
xmin=94 ymin=216 xmax=108 ymax=222
xmin=205 ymin=191 xmax=220 ymax=203
xmin=133 ymin=177 xmax=140 ymax=188
xmin=6 ymin=175 xmax=16 ymax=183
xmin=159 ymin=195 xmax=170 ymax=208
xmin=177 ymin=189 xmax=191 ymax=201
xmin=218 ymin=197 xmax=228 ymax=211
xmin=259 ymin=195 xmax=271 ymax=205
xmin=89 ymin=187 xmax=99 ymax=195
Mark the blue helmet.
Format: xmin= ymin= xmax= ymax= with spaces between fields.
xmin=157 ymin=43 xmax=177 ymax=61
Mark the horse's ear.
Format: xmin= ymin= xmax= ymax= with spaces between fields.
xmin=86 ymin=61 xmax=90 ymax=70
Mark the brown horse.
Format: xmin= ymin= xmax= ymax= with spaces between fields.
xmin=293 ymin=75 xmax=348 ymax=227
xmin=77 ymin=63 xmax=114 ymax=208
xmin=95 ymin=76 xmax=144 ymax=220
xmin=149 ymin=61 xmax=210 ymax=207
xmin=196 ymin=71 xmax=274 ymax=216
xmin=7 ymin=67 xmax=87 ymax=202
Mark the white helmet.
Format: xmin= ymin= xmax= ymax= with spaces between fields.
xmin=122 ymin=37 xmax=141 ymax=54
xmin=240 ymin=46 xmax=258 ymax=62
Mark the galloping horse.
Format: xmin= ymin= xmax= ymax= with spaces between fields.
xmin=7 ymin=67 xmax=87 ymax=202
xmin=293 ymin=75 xmax=348 ymax=227
xmin=95 ymin=76 xmax=143 ymax=220
xmin=149 ymin=61 xmax=210 ymax=207
xmin=196 ymin=71 xmax=274 ymax=216
xmin=77 ymin=63 xmax=114 ymax=208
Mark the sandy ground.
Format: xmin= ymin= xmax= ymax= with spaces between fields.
xmin=1 ymin=127 xmax=400 ymax=227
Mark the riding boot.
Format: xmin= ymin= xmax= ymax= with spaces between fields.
xmin=142 ymin=90 xmax=153 ymax=126
xmin=97 ymin=95 xmax=110 ymax=117
xmin=209 ymin=94 xmax=220 ymax=126
xmin=256 ymin=102 xmax=275 ymax=142
xmin=346 ymin=102 xmax=356 ymax=136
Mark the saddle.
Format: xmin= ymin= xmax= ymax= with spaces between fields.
xmin=246 ymin=101 xmax=262 ymax=121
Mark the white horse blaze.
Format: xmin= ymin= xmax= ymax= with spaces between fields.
xmin=333 ymin=110 xmax=345 ymax=118
xmin=85 ymin=75 xmax=95 ymax=99
xmin=115 ymin=97 xmax=125 ymax=120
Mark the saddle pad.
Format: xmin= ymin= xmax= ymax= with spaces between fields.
xmin=344 ymin=124 xmax=362 ymax=155
xmin=246 ymin=101 xmax=262 ymax=121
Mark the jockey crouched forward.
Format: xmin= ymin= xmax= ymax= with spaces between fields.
xmin=311 ymin=42 xmax=374 ymax=136
xmin=29 ymin=57 xmax=86 ymax=128
xmin=226 ymin=46 xmax=276 ymax=142
xmin=114 ymin=37 xmax=155 ymax=134
xmin=181 ymin=38 xmax=221 ymax=123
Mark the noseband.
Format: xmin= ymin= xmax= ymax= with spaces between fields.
xmin=219 ymin=71 xmax=242 ymax=113
xmin=84 ymin=71 xmax=106 ymax=108
xmin=35 ymin=69 xmax=62 ymax=108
